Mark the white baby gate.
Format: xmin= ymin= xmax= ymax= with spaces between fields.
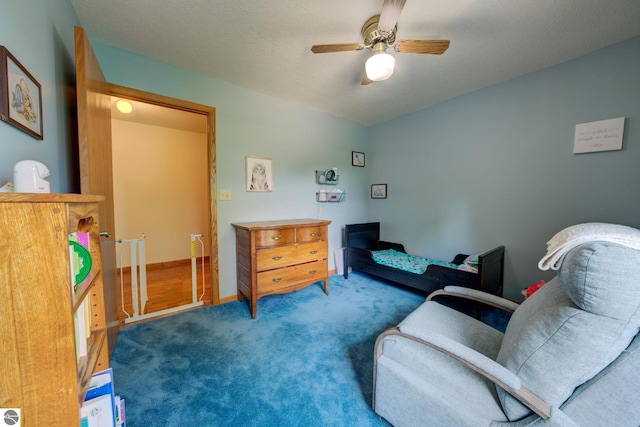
xmin=118 ymin=233 xmax=205 ymax=324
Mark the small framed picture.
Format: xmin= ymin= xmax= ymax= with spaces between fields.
xmin=0 ymin=46 xmax=43 ymax=139
xmin=246 ymin=156 xmax=273 ymax=192
xmin=371 ymin=184 xmax=387 ymax=199
xmin=352 ymin=151 xmax=365 ymax=167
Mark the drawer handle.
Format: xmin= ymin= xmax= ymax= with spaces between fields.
xmin=309 ymin=269 xmax=317 ymax=274
xmin=272 ymin=255 xmax=283 ymax=260
xmin=309 ymin=250 xmax=318 ymax=254
xmin=272 ymin=235 xmax=282 ymax=241
xmin=272 ymin=277 xmax=282 ymax=282
xmin=310 ymin=232 xmax=317 ymax=237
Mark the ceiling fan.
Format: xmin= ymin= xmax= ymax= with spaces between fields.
xmin=311 ymin=0 xmax=450 ymax=85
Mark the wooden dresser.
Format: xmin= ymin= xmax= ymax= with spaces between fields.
xmin=232 ymin=218 xmax=331 ymax=318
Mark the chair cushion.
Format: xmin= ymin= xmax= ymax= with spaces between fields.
xmin=496 ymin=242 xmax=640 ymax=421
xmin=560 ymin=242 xmax=640 ymax=320
xmin=375 ymin=301 xmax=508 ymax=426
xmin=561 ymin=331 xmax=640 ymax=426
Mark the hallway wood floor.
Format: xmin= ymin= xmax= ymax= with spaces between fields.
xmin=117 ymin=258 xmax=211 ymax=324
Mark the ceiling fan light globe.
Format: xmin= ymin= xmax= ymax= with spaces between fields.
xmin=365 ymin=52 xmax=395 ymax=81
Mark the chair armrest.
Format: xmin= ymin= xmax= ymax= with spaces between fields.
xmin=427 ymin=286 xmax=520 ymax=313
xmin=376 ymin=327 xmax=551 ymax=420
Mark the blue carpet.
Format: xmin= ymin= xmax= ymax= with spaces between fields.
xmin=110 ymin=272 xmax=425 ymax=426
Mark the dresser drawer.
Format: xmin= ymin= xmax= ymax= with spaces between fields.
xmin=256 ymin=242 xmax=327 ymax=271
xmin=254 ymin=228 xmax=295 ymax=247
xmin=296 ymin=226 xmax=326 ymax=243
xmin=257 ymin=260 xmax=328 ymax=294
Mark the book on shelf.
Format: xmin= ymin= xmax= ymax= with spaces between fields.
xmin=82 ymin=368 xmax=119 ymax=427
xmin=74 ymin=299 xmax=88 ymax=361
xmin=69 ymin=244 xmax=77 ymax=289
xmin=73 ymin=232 xmax=91 ymax=248
xmin=115 ymin=395 xmax=126 ymax=427
xmin=69 ymin=232 xmax=93 ymax=289
xmin=83 ymin=296 xmax=92 ymax=338
xmin=81 ymin=394 xmax=113 ymax=427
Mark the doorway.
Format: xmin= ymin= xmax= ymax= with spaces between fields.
xmin=106 ymin=83 xmax=219 ymax=323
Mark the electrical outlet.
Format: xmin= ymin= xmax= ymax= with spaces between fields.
xmin=220 ymin=189 xmax=231 ymax=201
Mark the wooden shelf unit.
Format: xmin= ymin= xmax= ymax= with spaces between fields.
xmin=232 ymin=218 xmax=331 ymax=318
xmin=0 ymin=193 xmax=109 ymax=426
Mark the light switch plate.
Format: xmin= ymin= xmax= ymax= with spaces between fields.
xmin=220 ymin=189 xmax=231 ymax=200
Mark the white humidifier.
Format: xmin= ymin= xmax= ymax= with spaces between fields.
xmin=14 ymin=160 xmax=51 ymax=193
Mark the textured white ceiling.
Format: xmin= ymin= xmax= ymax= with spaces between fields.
xmin=72 ymin=0 xmax=640 ymax=126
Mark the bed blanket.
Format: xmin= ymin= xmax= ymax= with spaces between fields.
xmin=371 ymin=249 xmax=459 ymax=275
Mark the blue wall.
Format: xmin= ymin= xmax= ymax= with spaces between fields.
xmin=2 ymin=0 xmax=639 ymax=301
xmin=89 ymin=43 xmax=370 ymax=298
xmin=368 ymin=37 xmax=640 ymax=299
xmin=0 ymin=0 xmax=81 ymax=192
xmin=0 ymin=0 xmax=370 ymax=300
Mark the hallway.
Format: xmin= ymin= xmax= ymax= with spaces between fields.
xmin=117 ymin=258 xmax=211 ymax=324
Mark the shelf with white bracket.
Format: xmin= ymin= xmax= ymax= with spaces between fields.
xmin=316 ymin=190 xmax=345 ymax=202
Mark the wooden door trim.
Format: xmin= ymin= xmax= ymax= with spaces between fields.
xmin=105 ymin=83 xmax=220 ymax=305
xmin=75 ymin=26 xmax=119 ymax=360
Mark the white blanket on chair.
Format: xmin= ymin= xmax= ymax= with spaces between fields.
xmin=538 ymin=222 xmax=640 ymax=271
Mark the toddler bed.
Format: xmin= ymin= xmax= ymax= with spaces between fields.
xmin=343 ymin=222 xmax=505 ymax=311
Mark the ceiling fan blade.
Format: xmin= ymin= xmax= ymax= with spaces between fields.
xmin=311 ymin=43 xmax=363 ymax=54
xmin=361 ymin=73 xmax=374 ymax=85
xmin=395 ymin=39 xmax=450 ymax=55
xmin=378 ymin=0 xmax=407 ymax=33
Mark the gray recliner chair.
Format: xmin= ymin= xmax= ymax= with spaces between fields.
xmin=373 ymin=241 xmax=640 ymax=426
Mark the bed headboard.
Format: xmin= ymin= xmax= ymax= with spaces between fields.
xmin=344 ymin=222 xmax=380 ymax=250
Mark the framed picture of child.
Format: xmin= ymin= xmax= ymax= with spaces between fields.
xmin=246 ymin=156 xmax=273 ymax=192
xmin=0 ymin=46 xmax=43 ymax=139
xmin=371 ymin=184 xmax=387 ymax=199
